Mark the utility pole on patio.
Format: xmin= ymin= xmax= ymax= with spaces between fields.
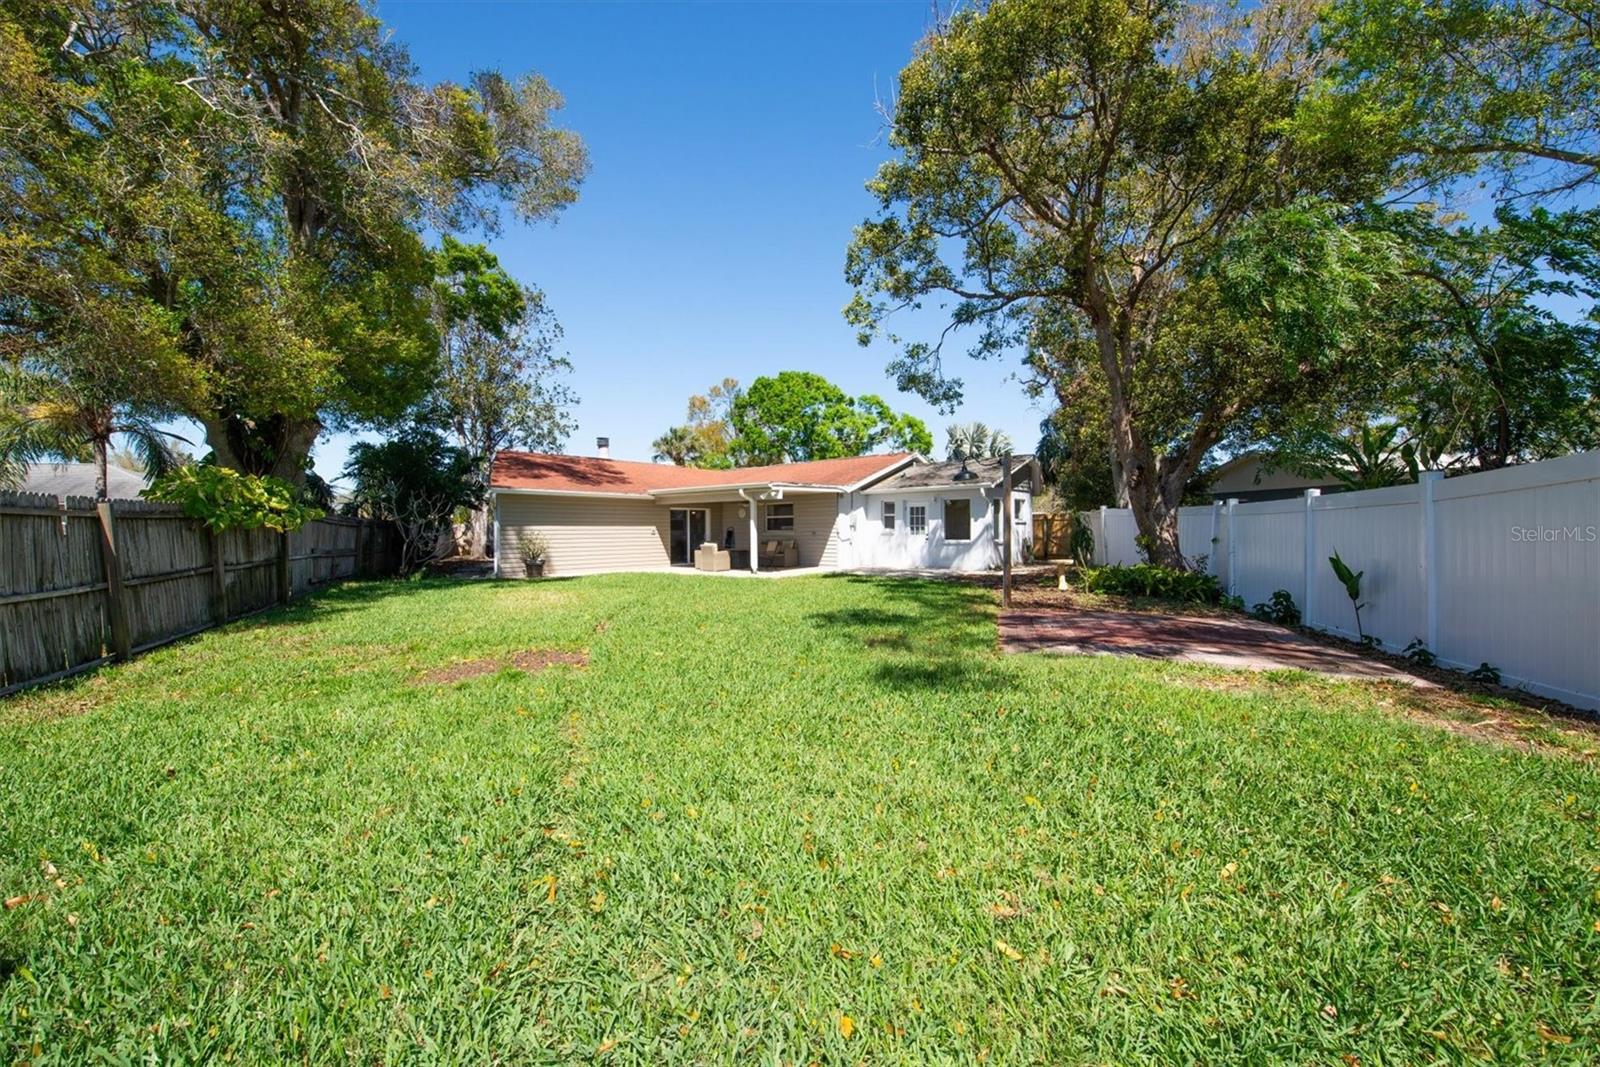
xmin=1001 ymin=452 xmax=1013 ymax=607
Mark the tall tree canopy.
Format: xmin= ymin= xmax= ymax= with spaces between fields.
xmin=845 ymin=0 xmax=1392 ymax=566
xmin=653 ymin=378 xmax=741 ymax=468
xmin=421 ymin=239 xmax=576 ymax=555
xmin=0 ymin=0 xmax=587 ymax=484
xmin=1305 ymin=0 xmax=1600 ymax=474
xmin=728 ymin=371 xmax=931 ymax=464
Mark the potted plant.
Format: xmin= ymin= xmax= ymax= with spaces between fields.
xmin=517 ymin=532 xmax=551 ymax=578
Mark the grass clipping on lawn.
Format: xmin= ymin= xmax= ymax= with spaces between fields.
xmin=1 ymin=572 xmax=1597 ymax=1063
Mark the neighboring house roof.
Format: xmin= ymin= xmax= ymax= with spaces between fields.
xmin=20 ymin=462 xmax=148 ymax=500
xmin=1207 ymin=452 xmax=1344 ymax=501
xmin=864 ymin=454 xmax=1038 ymax=494
xmin=490 ymin=451 xmax=917 ymax=497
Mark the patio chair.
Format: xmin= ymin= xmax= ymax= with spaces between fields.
xmin=758 ymin=539 xmax=798 ymax=569
xmin=695 ymin=542 xmax=731 ymax=572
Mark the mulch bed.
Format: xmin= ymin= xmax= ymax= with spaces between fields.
xmin=417 ymin=648 xmax=588 ymax=685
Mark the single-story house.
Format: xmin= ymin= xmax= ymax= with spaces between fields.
xmin=489 ymin=446 xmax=1037 ymax=577
xmin=21 ymin=462 xmax=148 ymax=501
xmin=1207 ymin=452 xmax=1345 ymax=503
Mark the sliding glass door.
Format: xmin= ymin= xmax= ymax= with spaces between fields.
xmin=668 ymin=509 xmax=710 ymax=565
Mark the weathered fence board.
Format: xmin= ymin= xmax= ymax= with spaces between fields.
xmin=0 ymin=491 xmax=399 ymax=695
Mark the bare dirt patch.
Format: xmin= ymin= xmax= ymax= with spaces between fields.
xmin=417 ymin=648 xmax=588 ymax=685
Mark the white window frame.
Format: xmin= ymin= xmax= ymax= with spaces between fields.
xmin=944 ymin=498 xmax=972 ymax=541
xmin=1013 ymin=497 xmax=1026 ymax=520
xmin=906 ymin=504 xmax=927 ymax=536
xmin=764 ymin=503 xmax=794 ymax=532
xmin=881 ymin=501 xmax=896 ymax=531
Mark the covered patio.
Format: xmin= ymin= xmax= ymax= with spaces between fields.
xmin=648 ymin=483 xmax=843 ymax=574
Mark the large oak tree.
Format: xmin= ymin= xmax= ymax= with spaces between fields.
xmin=0 ymin=0 xmax=586 ymax=485
xmin=845 ymin=0 xmax=1395 ymax=567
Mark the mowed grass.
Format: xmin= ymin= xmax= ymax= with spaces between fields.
xmin=2 ymin=574 xmax=1598 ymax=1064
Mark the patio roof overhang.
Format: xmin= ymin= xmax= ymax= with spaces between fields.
xmin=645 ymin=482 xmax=844 ymax=505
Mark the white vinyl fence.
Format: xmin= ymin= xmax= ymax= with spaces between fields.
xmin=1083 ymin=451 xmax=1600 ymax=711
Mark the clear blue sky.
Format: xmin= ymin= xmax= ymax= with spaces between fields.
xmin=282 ymin=0 xmax=1045 ymax=484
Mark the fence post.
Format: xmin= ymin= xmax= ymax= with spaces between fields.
xmin=95 ymin=502 xmax=132 ymax=661
xmin=209 ymin=528 xmax=228 ymax=623
xmin=1419 ymin=471 xmax=1443 ymax=653
xmin=277 ymin=531 xmax=291 ymax=604
xmin=1208 ymin=500 xmax=1222 ymax=578
xmin=1097 ymin=505 xmax=1108 ymax=566
xmin=1302 ymin=489 xmax=1320 ymax=624
xmin=1225 ymin=499 xmax=1239 ymax=599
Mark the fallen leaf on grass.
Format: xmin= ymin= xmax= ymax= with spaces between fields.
xmin=1536 ymin=1023 xmax=1573 ymax=1044
xmin=838 ymin=1015 xmax=855 ymax=1039
xmin=4 ymin=894 xmax=35 ymax=910
xmin=994 ymin=939 xmax=1023 ymax=962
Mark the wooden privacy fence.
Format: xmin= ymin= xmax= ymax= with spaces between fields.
xmin=0 ymin=491 xmax=400 ymax=695
xmin=1031 ymin=513 xmax=1076 ymax=560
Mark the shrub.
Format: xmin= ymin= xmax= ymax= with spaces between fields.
xmin=1081 ymin=563 xmax=1223 ymax=604
xmin=1067 ymin=512 xmax=1095 ymax=566
xmin=344 ymin=428 xmax=482 ymax=574
xmin=1467 ymin=662 xmax=1502 ymax=686
xmin=1251 ymin=589 xmax=1301 ymax=626
xmin=144 ymin=466 xmax=323 ymax=532
xmin=1402 ymin=639 xmax=1437 ymax=667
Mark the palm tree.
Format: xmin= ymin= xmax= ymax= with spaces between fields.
xmin=1 ymin=370 xmax=184 ymax=499
xmin=945 ymin=421 xmax=1014 ymax=461
xmin=651 ymin=425 xmax=698 ymax=465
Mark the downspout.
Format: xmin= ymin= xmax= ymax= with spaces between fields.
xmin=491 ymin=492 xmax=501 ymax=578
xmin=736 ymin=487 xmax=759 ymax=573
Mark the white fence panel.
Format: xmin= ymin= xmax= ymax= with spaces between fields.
xmin=1306 ymin=484 xmax=1425 ymax=649
xmin=1432 ymin=454 xmax=1600 ymax=707
xmin=1073 ymin=451 xmax=1599 ymax=710
xmin=1179 ymin=507 xmax=1221 ymax=576
xmin=1230 ymin=498 xmax=1308 ymax=612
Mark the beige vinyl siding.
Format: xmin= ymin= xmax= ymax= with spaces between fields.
xmin=759 ymin=493 xmax=843 ymax=568
xmin=496 ymin=494 xmax=669 ymax=577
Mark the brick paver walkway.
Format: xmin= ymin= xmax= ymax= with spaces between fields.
xmin=1000 ymin=606 xmax=1433 ymax=685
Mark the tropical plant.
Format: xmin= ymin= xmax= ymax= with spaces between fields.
xmin=1081 ymin=564 xmax=1224 ymax=605
xmin=651 ymin=426 xmax=699 ymax=466
xmin=144 ymin=466 xmax=322 ymax=532
xmin=0 ymin=368 xmax=187 ymax=499
xmin=1328 ymin=550 xmax=1369 ymax=642
xmin=652 ymin=379 xmax=743 ymax=469
xmin=946 ymin=422 xmax=1013 ymax=462
xmin=344 ymin=429 xmax=483 ymax=574
xmin=1251 ymin=590 xmax=1302 ymax=627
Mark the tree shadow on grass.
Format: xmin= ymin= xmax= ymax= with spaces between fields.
xmin=808 ymin=575 xmax=1010 ymax=693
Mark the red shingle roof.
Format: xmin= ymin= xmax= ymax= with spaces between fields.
xmin=490 ymin=452 xmax=914 ymax=495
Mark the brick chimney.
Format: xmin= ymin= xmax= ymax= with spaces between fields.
xmin=596 ymin=436 xmax=610 ymax=459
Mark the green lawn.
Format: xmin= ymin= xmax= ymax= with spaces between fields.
xmin=2 ymin=574 xmax=1598 ymax=1063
